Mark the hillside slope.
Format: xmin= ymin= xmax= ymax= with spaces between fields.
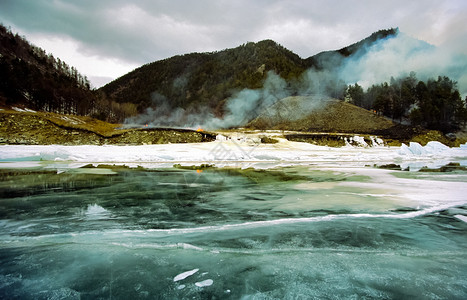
xmin=100 ymin=40 xmax=307 ymax=113
xmin=247 ymin=96 xmax=395 ymax=133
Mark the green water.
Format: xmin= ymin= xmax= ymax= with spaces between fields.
xmin=0 ymin=166 xmax=466 ymax=299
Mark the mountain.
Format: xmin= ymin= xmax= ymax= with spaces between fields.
xmin=100 ymin=29 xmax=398 ymax=115
xmin=100 ymin=39 xmax=307 ymax=114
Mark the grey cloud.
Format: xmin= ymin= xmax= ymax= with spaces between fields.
xmin=0 ymin=0 xmax=465 ymax=79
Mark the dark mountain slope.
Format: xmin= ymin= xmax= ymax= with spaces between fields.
xmin=0 ymin=24 xmax=94 ymax=114
xmin=100 ymin=40 xmax=308 ymax=113
xmin=100 ymin=29 xmax=399 ymax=116
xmin=0 ymin=24 xmax=139 ymax=122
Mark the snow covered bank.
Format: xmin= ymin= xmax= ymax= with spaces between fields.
xmin=0 ymin=139 xmax=466 ymax=170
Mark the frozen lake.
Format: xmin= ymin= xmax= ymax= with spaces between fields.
xmin=0 ymin=140 xmax=467 ymax=298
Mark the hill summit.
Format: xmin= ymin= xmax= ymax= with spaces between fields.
xmin=100 ymin=29 xmax=398 ymax=114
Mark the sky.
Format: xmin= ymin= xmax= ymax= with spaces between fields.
xmin=1 ymin=0 xmax=466 ymax=88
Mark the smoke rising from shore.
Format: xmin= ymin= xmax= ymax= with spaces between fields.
xmin=125 ymin=31 xmax=467 ymax=130
xmin=339 ymin=32 xmax=467 ymax=96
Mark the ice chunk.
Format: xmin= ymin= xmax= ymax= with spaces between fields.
xmin=173 ymin=268 xmax=199 ymax=282
xmin=195 ymin=279 xmax=213 ymax=287
xmin=398 ymin=143 xmax=411 ymax=155
xmin=424 ymin=141 xmax=449 ymax=153
xmin=398 ymin=141 xmax=449 ymax=156
xmin=177 ymin=243 xmax=203 ymax=251
xmin=454 ymin=215 xmax=467 ymax=223
xmin=408 ymin=142 xmax=425 ymax=155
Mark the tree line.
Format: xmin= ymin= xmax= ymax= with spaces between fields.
xmin=345 ymin=72 xmax=467 ymax=132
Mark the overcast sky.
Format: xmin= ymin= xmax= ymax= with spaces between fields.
xmin=1 ymin=0 xmax=466 ymax=88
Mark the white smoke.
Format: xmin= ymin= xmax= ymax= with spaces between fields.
xmin=125 ymin=71 xmax=298 ymax=130
xmin=124 ymin=92 xmax=215 ymax=128
xmin=339 ymin=32 xmax=467 ymax=97
xmin=125 ymin=31 xmax=467 ymax=129
xmin=203 ymin=71 xmax=291 ymax=129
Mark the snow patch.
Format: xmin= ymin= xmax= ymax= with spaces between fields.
xmin=12 ymin=107 xmax=36 ymax=113
xmin=195 ymin=279 xmax=213 ymax=287
xmin=0 ymin=139 xmax=466 ymax=171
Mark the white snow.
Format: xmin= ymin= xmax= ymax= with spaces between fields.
xmin=0 ymin=139 xmax=466 ymax=170
xmin=195 ymin=279 xmax=213 ymax=287
xmin=12 ymin=107 xmax=36 ymax=113
xmin=173 ymin=269 xmax=199 ymax=282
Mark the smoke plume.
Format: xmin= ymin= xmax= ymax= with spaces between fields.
xmin=339 ymin=32 xmax=467 ymax=96
xmin=125 ymin=31 xmax=467 ymax=130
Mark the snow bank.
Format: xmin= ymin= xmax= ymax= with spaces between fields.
xmin=12 ymin=107 xmax=36 ymax=113
xmin=0 ymin=140 xmax=466 ymax=170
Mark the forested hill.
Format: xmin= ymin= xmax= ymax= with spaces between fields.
xmin=100 ymin=29 xmax=398 ymax=114
xmin=100 ymin=39 xmax=307 ymax=114
xmin=0 ymin=24 xmax=94 ymax=114
xmin=0 ymin=24 xmax=140 ymax=122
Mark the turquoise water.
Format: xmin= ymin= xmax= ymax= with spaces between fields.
xmin=0 ymin=166 xmax=466 ymax=299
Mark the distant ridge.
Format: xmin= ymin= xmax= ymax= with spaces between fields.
xmin=305 ymin=28 xmax=398 ymax=70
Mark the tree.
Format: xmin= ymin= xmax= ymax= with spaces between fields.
xmin=345 ymin=83 xmax=364 ymax=106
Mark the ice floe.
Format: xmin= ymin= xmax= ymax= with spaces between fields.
xmin=454 ymin=215 xmax=467 ymax=223
xmin=173 ymin=269 xmax=199 ymax=282
xmin=195 ymin=279 xmax=213 ymax=287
